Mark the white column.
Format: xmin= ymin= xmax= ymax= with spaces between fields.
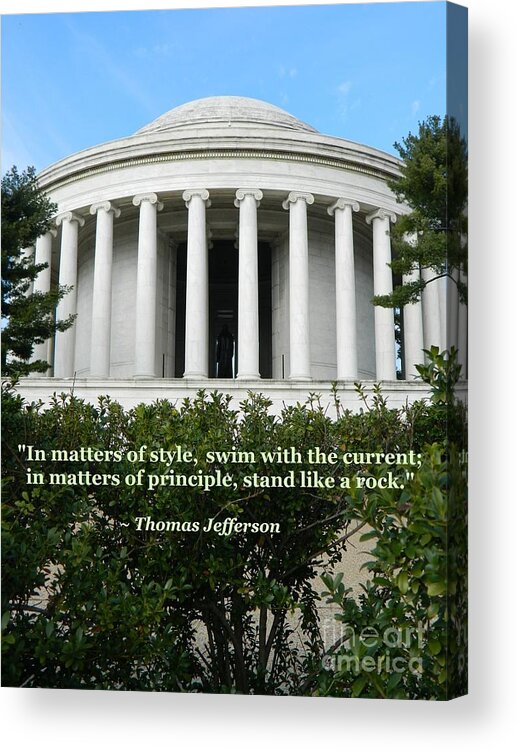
xmin=328 ymin=198 xmax=360 ymax=380
xmin=133 ymin=193 xmax=163 ymax=378
xmin=438 ymin=274 xmax=447 ymax=352
xmin=89 ymin=201 xmax=120 ymax=377
xmin=366 ymin=208 xmax=397 ymax=381
xmin=282 ymin=191 xmax=314 ymax=380
xmin=235 ymin=188 xmax=263 ymax=380
xmin=402 ymin=268 xmax=424 ymax=378
xmin=54 ymin=212 xmax=84 ymax=378
xmin=183 ymin=189 xmax=210 ymax=378
xmin=421 ymin=266 xmax=442 ymax=351
xmin=31 ymin=230 xmax=56 ymax=373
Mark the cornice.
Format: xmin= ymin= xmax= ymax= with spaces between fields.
xmin=38 ymin=146 xmax=401 ymax=194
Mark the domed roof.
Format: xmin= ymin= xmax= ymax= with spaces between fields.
xmin=137 ymin=96 xmax=318 ymax=135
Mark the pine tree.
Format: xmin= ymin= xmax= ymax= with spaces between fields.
xmin=1 ymin=166 xmax=74 ymax=377
xmin=373 ymin=115 xmax=468 ymax=309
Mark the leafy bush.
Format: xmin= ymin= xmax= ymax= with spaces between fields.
xmin=316 ymin=348 xmax=467 ymax=700
xmin=316 ymin=442 xmax=467 ymax=699
xmin=1 ymin=351 xmax=466 ymax=696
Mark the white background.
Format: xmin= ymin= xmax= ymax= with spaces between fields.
xmin=1 ymin=1 xmax=515 ymax=748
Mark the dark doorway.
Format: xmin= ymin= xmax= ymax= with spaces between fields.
xmin=175 ymin=240 xmax=272 ymax=378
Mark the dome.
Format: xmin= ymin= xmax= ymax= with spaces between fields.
xmin=137 ymin=95 xmax=318 ymax=135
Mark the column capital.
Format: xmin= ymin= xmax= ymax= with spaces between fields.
xmin=182 ymin=189 xmax=211 ymax=208
xmin=90 ymin=200 xmax=121 ymax=218
xmin=282 ymin=191 xmax=314 ymax=210
xmin=327 ymin=198 xmax=360 ymax=216
xmin=365 ymin=208 xmax=397 ymax=225
xmin=40 ymin=228 xmax=57 ymax=239
xmin=56 ymin=211 xmax=85 ymax=228
xmin=234 ymin=188 xmax=263 ymax=207
xmin=133 ymin=192 xmax=164 ymax=211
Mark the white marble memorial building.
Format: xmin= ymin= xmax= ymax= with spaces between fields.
xmin=20 ymin=96 xmax=454 ymax=410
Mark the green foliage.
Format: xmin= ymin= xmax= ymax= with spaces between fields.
xmin=317 ymin=351 xmax=467 ymax=700
xmin=2 ymin=354 xmax=466 ymax=696
xmin=374 ymin=115 xmax=468 ymax=309
xmin=316 ymin=443 xmax=467 ymax=700
xmin=1 ymin=165 xmax=74 ymax=377
xmin=415 ymin=346 xmax=462 ymax=404
xmin=2 ymin=388 xmax=347 ymax=691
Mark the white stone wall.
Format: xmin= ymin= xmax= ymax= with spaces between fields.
xmin=108 ymin=225 xmax=138 ymax=378
xmin=155 ymin=232 xmax=168 ymax=378
xmin=271 ymin=236 xmax=289 ymax=379
xmin=355 ymin=232 xmax=376 ymax=379
xmin=74 ymin=235 xmax=94 ymax=377
xmin=308 ymin=224 xmax=336 ymax=380
xmin=17 ymin=378 xmax=438 ymax=415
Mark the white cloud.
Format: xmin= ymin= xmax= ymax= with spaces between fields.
xmin=135 ymin=42 xmax=174 ymax=58
xmin=411 ymin=99 xmax=421 ymax=116
xmin=336 ymin=81 xmax=355 ymax=120
xmin=278 ymin=65 xmax=298 ymax=79
xmin=337 ymin=80 xmax=352 ymax=96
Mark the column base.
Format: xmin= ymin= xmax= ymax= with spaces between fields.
xmin=237 ymin=373 xmax=261 ymax=381
xmin=133 ymin=373 xmax=157 ymax=380
xmin=288 ymin=375 xmax=312 ymax=382
xmin=183 ymin=372 xmax=209 ymax=380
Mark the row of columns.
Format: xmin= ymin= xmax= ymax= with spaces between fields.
xmin=30 ymin=189 xmax=444 ymax=382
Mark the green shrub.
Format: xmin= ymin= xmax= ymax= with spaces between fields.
xmin=1 ymin=349 xmax=466 ymax=696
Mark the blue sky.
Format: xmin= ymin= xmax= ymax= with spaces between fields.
xmin=1 ymin=2 xmax=446 ymax=172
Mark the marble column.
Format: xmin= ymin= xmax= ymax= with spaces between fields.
xmin=366 ymin=208 xmax=397 ymax=381
xmin=402 ymin=268 xmax=424 ymax=378
xmin=89 ymin=201 xmax=120 ymax=377
xmin=282 ymin=191 xmax=314 ymax=380
xmin=328 ymin=198 xmax=360 ymax=380
xmin=183 ymin=189 xmax=210 ymax=378
xmin=235 ymin=188 xmax=263 ymax=380
xmin=31 ymin=230 xmax=56 ymax=373
xmin=133 ymin=193 xmax=163 ymax=378
xmin=54 ymin=212 xmax=84 ymax=378
xmin=421 ymin=266 xmax=442 ymax=351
